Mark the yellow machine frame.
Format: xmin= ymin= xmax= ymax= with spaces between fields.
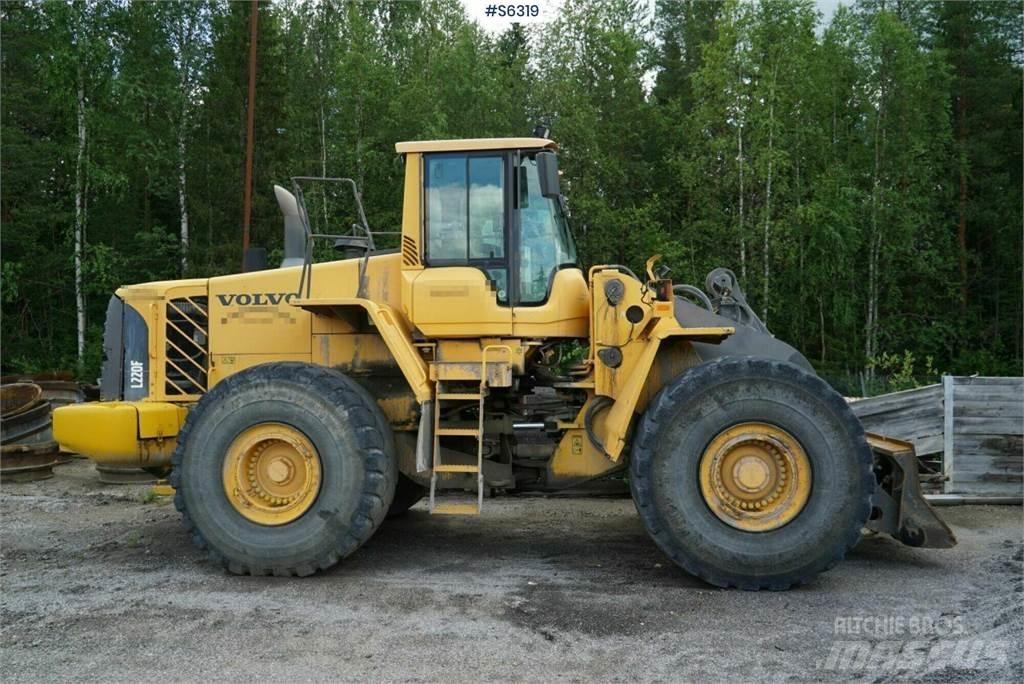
xmin=55 ymin=137 xmax=731 ymax=486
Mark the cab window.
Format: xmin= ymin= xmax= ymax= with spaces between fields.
xmin=425 ymin=154 xmax=508 ymax=301
xmin=518 ymin=155 xmax=578 ymax=304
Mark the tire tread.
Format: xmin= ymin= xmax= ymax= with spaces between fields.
xmin=629 ymin=356 xmax=874 ymax=590
xmin=170 ymin=362 xmax=397 ymax=576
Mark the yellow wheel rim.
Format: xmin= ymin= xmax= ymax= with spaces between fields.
xmin=698 ymin=422 xmax=811 ymax=532
xmin=222 ymin=422 xmax=322 ymax=526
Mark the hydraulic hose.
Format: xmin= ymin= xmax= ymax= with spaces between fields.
xmin=584 ymin=395 xmax=614 ymax=456
xmin=673 ymin=284 xmax=714 ymax=312
xmin=605 ymin=264 xmax=641 ymax=281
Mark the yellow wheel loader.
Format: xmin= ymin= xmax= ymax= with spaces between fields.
xmin=54 ymin=136 xmax=954 ymax=589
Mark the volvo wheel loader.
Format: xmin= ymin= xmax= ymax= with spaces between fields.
xmin=53 ymin=136 xmax=954 ymax=589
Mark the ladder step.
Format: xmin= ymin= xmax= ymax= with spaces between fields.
xmin=432 ymin=502 xmax=480 ymax=516
xmin=433 ymin=464 xmax=479 ymax=473
xmin=437 ymin=392 xmax=482 ymax=401
xmin=436 ymin=428 xmax=480 ymax=437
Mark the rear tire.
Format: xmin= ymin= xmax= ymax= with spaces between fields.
xmin=629 ymin=357 xmax=873 ymax=590
xmin=170 ymin=362 xmax=397 ymax=576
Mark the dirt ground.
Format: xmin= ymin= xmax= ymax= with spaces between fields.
xmin=1 ymin=459 xmax=1021 ymax=683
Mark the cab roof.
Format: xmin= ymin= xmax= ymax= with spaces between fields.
xmin=394 ymin=137 xmax=556 ymax=154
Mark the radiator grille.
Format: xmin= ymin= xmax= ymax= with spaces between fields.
xmin=402 ymin=235 xmax=419 ymax=266
xmin=165 ymin=296 xmax=208 ymax=396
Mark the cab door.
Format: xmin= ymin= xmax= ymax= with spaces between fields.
xmin=409 ymin=152 xmax=513 ymax=338
xmin=510 ymin=151 xmax=589 ymax=338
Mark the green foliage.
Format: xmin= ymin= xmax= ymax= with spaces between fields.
xmin=868 ymin=350 xmax=939 ymax=392
xmin=1 ymin=0 xmax=1020 ymax=387
xmin=1 ymin=260 xmax=22 ymax=305
xmin=551 ymin=340 xmax=588 ymax=376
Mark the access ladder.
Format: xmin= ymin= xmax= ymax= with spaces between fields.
xmin=428 ymin=345 xmax=511 ymax=515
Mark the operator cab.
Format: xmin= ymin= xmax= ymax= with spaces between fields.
xmin=397 ymin=138 xmax=590 ymax=339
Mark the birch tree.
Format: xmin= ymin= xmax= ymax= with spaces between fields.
xmin=164 ymin=2 xmax=208 ymax=275
xmin=1 ymin=0 xmax=1018 ymax=386
xmin=746 ymin=0 xmax=816 ymax=326
xmin=73 ymin=6 xmax=87 ymax=364
xmin=859 ymin=8 xmax=951 ymax=378
xmin=62 ymin=0 xmax=109 ymax=366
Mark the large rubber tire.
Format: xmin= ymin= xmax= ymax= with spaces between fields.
xmin=170 ymin=362 xmax=397 ymax=576
xmin=629 ymin=357 xmax=873 ymax=590
xmin=387 ymin=474 xmax=428 ymax=517
xmin=337 ymin=374 xmax=425 ymax=518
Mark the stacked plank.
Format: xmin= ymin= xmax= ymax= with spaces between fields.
xmin=850 ymin=384 xmax=945 ymax=456
xmin=850 ymin=376 xmax=1023 ymax=499
xmin=942 ymin=376 xmax=1023 ymax=497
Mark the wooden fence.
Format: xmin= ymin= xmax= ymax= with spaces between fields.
xmin=850 ymin=376 xmax=1023 ymax=499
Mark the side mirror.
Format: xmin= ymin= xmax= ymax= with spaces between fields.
xmin=536 ymin=150 xmax=561 ymax=199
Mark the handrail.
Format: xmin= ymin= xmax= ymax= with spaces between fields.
xmin=291 ymin=176 xmax=392 ymax=300
xmin=479 ymin=344 xmax=512 ymax=390
xmin=477 ymin=344 xmax=512 ymax=509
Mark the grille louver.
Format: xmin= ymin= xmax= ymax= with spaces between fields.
xmin=402 ymin=235 xmax=419 ymax=266
xmin=165 ymin=296 xmax=208 ymax=396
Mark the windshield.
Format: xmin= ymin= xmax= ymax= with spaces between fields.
xmin=518 ymin=155 xmax=578 ymax=304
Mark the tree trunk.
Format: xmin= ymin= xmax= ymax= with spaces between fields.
xmin=738 ymin=119 xmax=746 ymax=281
xmin=176 ymin=20 xmax=191 ymax=276
xmin=866 ymin=94 xmax=887 ymax=380
xmin=143 ymin=102 xmax=152 ymax=234
xmin=206 ymin=114 xmax=213 ymax=256
xmin=865 ymin=46 xmax=889 ymax=380
xmin=315 ymin=3 xmax=329 ymax=219
xmin=866 ymin=183 xmax=879 ymax=378
xmin=355 ymin=94 xmax=365 ymax=195
xmin=319 ymin=101 xmax=327 ymax=179
xmin=319 ymin=99 xmax=328 ymax=219
xmin=818 ymin=295 xmax=826 ymax=364
xmin=74 ymin=61 xmax=87 ymax=365
xmin=795 ymin=154 xmax=804 ymax=339
xmin=955 ymin=42 xmax=968 ymax=315
xmin=762 ymin=95 xmax=775 ymax=325
xmin=178 ymin=114 xmax=189 ymax=274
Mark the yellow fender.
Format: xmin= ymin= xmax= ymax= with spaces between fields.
xmin=600 ymin=318 xmax=733 ymax=460
xmin=291 ymin=297 xmax=432 ymax=403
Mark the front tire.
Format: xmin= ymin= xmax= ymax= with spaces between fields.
xmin=629 ymin=357 xmax=873 ymax=590
xmin=170 ymin=362 xmax=397 ymax=576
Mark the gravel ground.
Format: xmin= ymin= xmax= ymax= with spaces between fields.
xmin=1 ymin=459 xmax=1021 ymax=683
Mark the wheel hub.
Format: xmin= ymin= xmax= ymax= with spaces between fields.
xmin=733 ymin=456 xmax=770 ymax=492
xmin=223 ymin=423 xmax=322 ymax=526
xmin=266 ymin=456 xmax=294 ymax=485
xmin=699 ymin=422 xmax=811 ymax=532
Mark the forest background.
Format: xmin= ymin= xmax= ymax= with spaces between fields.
xmin=2 ymin=0 xmax=1021 ymax=394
